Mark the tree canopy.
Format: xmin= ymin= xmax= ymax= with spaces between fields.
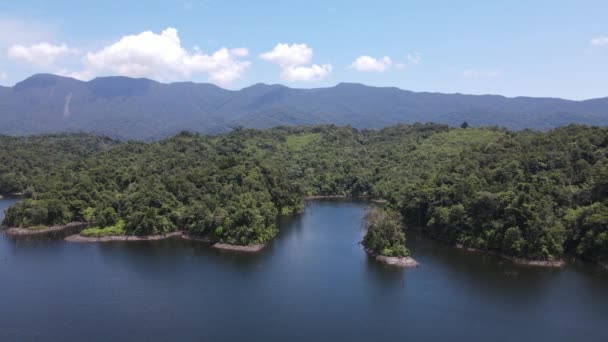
xmin=1 ymin=124 xmax=606 ymax=261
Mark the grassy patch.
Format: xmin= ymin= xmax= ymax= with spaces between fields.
xmin=286 ymin=133 xmax=322 ymax=150
xmin=80 ymin=220 xmax=125 ymax=237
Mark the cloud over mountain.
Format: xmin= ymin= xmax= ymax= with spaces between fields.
xmin=260 ymin=43 xmax=332 ymax=81
xmin=82 ymin=28 xmax=250 ymax=84
xmin=8 ymin=42 xmax=76 ymax=66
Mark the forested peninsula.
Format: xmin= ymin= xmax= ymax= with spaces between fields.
xmin=1 ymin=124 xmax=607 ymax=265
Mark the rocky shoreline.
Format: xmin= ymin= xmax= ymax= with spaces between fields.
xmin=65 ymin=231 xmax=184 ymax=242
xmin=4 ymin=222 xmax=91 ymax=237
xmin=455 ymin=244 xmax=566 ymax=267
xmin=212 ymin=243 xmax=265 ymax=252
xmin=365 ymin=248 xmax=419 ymax=268
xmin=181 ymin=234 xmax=215 ymax=243
xmin=63 ymin=232 xmax=266 ymax=254
xmin=303 ymin=195 xmax=347 ymax=200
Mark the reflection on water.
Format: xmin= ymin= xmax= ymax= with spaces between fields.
xmin=1 ymin=198 xmax=607 ymax=342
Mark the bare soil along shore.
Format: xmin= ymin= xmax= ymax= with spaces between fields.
xmin=365 ymin=248 xmax=419 ymax=268
xmin=4 ymin=222 xmax=91 ymax=238
xmin=303 ymin=195 xmax=347 ymax=200
xmin=181 ymin=234 xmax=215 ymax=243
xmin=455 ymin=244 xmax=566 ymax=268
xmin=212 ymin=243 xmax=265 ymax=252
xmin=65 ymin=231 xmax=183 ymax=242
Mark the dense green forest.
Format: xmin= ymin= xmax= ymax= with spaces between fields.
xmin=1 ymin=124 xmax=607 ymax=262
xmin=363 ymin=207 xmax=409 ymax=257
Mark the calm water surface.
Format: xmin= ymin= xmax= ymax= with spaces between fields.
xmin=1 ymin=198 xmax=607 ymax=341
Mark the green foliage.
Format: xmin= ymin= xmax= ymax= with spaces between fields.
xmin=80 ymin=220 xmax=126 ymax=237
xmin=1 ymin=124 xmax=607 ymax=258
xmin=4 ymin=199 xmax=72 ymax=227
xmin=285 ymin=133 xmax=322 ymax=150
xmin=363 ymin=207 xmax=409 ymax=257
xmin=0 ymin=133 xmax=117 ymax=195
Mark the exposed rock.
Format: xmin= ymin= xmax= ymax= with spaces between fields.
xmin=364 ymin=248 xmax=419 ymax=268
xmin=5 ymin=222 xmax=90 ymax=237
xmin=65 ymin=231 xmax=183 ymax=242
xmin=455 ymin=244 xmax=566 ymax=268
xmin=212 ymin=243 xmax=265 ymax=252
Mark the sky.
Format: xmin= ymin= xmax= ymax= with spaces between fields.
xmin=0 ymin=0 xmax=607 ymax=100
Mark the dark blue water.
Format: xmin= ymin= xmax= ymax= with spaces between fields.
xmin=1 ymin=198 xmax=607 ymax=341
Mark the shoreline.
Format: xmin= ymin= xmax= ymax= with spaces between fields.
xmin=212 ymin=243 xmax=265 ymax=252
xmin=364 ymin=248 xmax=419 ymax=268
xmin=304 ymin=195 xmax=347 ymax=200
xmin=303 ymin=195 xmax=386 ymax=202
xmin=181 ymin=234 xmax=215 ymax=243
xmin=65 ymin=231 xmax=184 ymax=242
xmin=4 ymin=222 xmax=91 ymax=237
xmin=455 ymin=244 xmax=566 ymax=268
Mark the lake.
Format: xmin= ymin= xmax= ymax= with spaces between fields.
xmin=1 ymin=198 xmax=607 ymax=341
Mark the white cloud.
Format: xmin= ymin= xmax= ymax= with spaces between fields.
xmin=463 ymin=68 xmax=503 ymax=78
xmin=350 ymin=55 xmax=392 ymax=72
xmin=349 ymin=52 xmax=420 ymax=72
xmin=8 ymin=42 xmax=77 ymax=66
xmin=591 ymin=36 xmax=608 ymax=46
xmin=260 ymin=43 xmax=312 ymax=67
xmin=82 ymin=27 xmax=250 ymax=84
xmin=0 ymin=71 xmax=6 ymax=80
xmin=282 ymin=64 xmax=332 ymax=81
xmin=260 ymin=43 xmax=331 ymax=82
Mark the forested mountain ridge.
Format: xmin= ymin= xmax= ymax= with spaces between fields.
xmin=1 ymin=124 xmax=607 ymax=264
xmin=1 ymin=74 xmax=608 ymax=140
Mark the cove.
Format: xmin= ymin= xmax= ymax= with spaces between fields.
xmin=1 ymin=198 xmax=608 ymax=341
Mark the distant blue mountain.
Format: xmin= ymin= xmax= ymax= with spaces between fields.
xmin=1 ymin=73 xmax=607 ymax=140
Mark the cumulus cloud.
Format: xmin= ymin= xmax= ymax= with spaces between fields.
xmin=350 ymin=55 xmax=392 ymax=72
xmin=349 ymin=52 xmax=421 ymax=72
xmin=260 ymin=43 xmax=331 ymax=81
xmin=8 ymin=42 xmax=77 ymax=66
xmin=82 ymin=27 xmax=250 ymax=84
xmin=463 ymin=68 xmax=503 ymax=78
xmin=260 ymin=43 xmax=313 ymax=67
xmin=281 ymin=64 xmax=332 ymax=82
xmin=590 ymin=36 xmax=608 ymax=46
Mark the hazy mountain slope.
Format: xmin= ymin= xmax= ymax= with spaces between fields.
xmin=0 ymin=74 xmax=606 ymax=140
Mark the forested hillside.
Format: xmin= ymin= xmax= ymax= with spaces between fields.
xmin=0 ymin=134 xmax=118 ymax=195
xmin=2 ymin=74 xmax=608 ymax=140
xmin=1 ymin=124 xmax=607 ymax=263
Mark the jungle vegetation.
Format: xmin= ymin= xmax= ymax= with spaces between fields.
xmin=1 ymin=124 xmax=606 ymax=261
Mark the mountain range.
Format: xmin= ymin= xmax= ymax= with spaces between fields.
xmin=1 ymin=73 xmax=607 ymax=140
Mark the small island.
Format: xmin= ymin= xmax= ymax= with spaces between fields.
xmin=362 ymin=207 xmax=418 ymax=268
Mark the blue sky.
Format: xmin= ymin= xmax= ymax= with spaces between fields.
xmin=0 ymin=0 xmax=607 ymax=99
